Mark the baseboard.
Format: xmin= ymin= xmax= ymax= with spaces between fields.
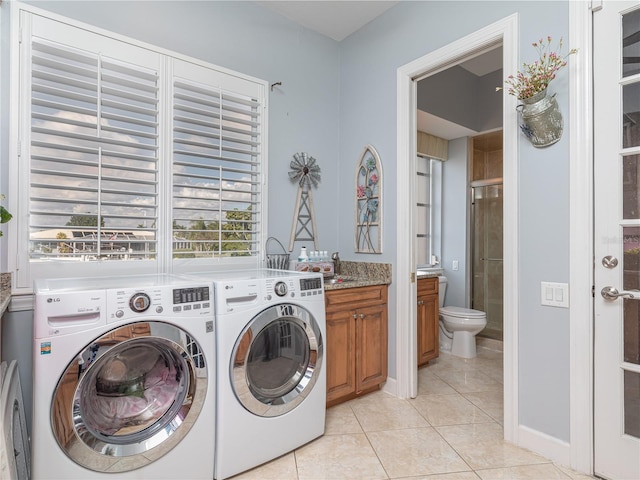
xmin=477 ymin=336 xmax=503 ymax=352
xmin=382 ymin=376 xmax=397 ymax=397
xmin=517 ymin=424 xmax=571 ymax=467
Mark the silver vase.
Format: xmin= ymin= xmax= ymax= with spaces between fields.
xmin=516 ymin=89 xmax=563 ymax=148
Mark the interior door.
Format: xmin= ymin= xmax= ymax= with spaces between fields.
xmin=594 ymin=2 xmax=640 ymax=479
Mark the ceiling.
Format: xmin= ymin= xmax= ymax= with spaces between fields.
xmin=259 ymin=1 xmax=503 ymax=139
xmin=258 ymin=1 xmax=399 ymax=42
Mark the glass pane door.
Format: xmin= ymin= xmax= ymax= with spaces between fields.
xmin=471 ymin=184 xmax=503 ymax=340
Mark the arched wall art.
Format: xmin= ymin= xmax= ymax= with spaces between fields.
xmin=355 ymin=145 xmax=382 ymax=253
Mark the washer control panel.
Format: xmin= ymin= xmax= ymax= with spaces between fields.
xmin=107 ymin=284 xmax=212 ymax=322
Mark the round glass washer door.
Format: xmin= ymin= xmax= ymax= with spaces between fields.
xmin=51 ymin=321 xmax=207 ymax=473
xmin=231 ymin=303 xmax=323 ymax=417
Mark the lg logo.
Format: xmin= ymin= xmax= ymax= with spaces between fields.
xmin=46 ymin=297 xmax=61 ymax=303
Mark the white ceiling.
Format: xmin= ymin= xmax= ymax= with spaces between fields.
xmin=259 ymin=1 xmax=399 ymax=41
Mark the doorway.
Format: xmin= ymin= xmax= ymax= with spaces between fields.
xmin=395 ymin=14 xmax=519 ymax=443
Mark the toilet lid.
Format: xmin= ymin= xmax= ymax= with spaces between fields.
xmin=440 ymin=306 xmax=486 ymax=318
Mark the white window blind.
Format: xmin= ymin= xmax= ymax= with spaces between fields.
xmin=172 ymin=73 xmax=261 ymax=259
xmin=13 ymin=9 xmax=267 ymax=291
xmin=29 ymin=37 xmax=160 ymax=262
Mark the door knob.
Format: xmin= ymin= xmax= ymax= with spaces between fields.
xmin=601 ymin=286 xmax=636 ymax=300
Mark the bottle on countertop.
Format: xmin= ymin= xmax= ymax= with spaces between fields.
xmin=298 ymin=246 xmax=308 ymax=262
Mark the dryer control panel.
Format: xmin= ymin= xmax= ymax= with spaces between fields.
xmin=107 ymin=284 xmax=212 ymax=322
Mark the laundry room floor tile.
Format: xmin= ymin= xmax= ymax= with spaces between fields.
xmin=474 ymin=463 xmax=575 ymax=480
xmin=366 ymin=426 xmax=471 ymax=478
xmin=435 ymin=423 xmax=548 ymax=470
xmin=350 ymin=390 xmax=430 ymax=431
xmin=229 ymin=452 xmax=298 ymax=479
xmin=294 ymin=433 xmax=387 ymax=480
xmin=324 ymin=403 xmax=364 ymax=435
xmin=410 ymin=393 xmax=494 ymax=426
xmin=230 ymin=346 xmax=597 ymax=480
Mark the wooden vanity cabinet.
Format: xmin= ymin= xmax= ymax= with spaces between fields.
xmin=324 ymin=285 xmax=388 ymax=407
xmin=417 ymin=277 xmax=439 ymax=366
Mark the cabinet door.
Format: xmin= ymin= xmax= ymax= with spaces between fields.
xmin=356 ymin=304 xmax=388 ymax=392
xmin=417 ymin=293 xmax=439 ymax=365
xmin=326 ymin=309 xmax=357 ymax=404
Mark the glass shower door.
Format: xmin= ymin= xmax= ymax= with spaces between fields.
xmin=471 ymin=183 xmax=503 ymax=340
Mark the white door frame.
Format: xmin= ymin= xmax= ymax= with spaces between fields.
xmin=395 ymin=13 xmax=519 ymax=442
xmin=568 ymin=1 xmax=593 ymax=474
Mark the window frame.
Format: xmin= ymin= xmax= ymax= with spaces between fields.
xmin=416 ymin=154 xmax=442 ymax=267
xmin=8 ymin=3 xmax=269 ymax=294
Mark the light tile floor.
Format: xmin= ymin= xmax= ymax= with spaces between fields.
xmin=231 ymin=345 xmax=595 ymax=480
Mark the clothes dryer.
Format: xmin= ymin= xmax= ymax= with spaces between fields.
xmin=32 ymin=274 xmax=215 ymax=479
xmin=186 ymin=269 xmax=326 ymax=479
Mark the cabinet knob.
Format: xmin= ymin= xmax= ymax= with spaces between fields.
xmin=417 ymin=300 xmax=424 ymax=305
xmin=353 ymin=314 xmax=357 ymax=319
xmin=359 ymin=313 xmax=365 ymax=319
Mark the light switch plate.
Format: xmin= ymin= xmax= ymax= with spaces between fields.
xmin=540 ymin=281 xmax=569 ymax=308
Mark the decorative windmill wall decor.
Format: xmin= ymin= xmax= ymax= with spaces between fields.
xmin=288 ymin=152 xmax=321 ymax=251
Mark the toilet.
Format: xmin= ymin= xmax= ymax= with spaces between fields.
xmin=438 ymin=276 xmax=487 ymax=359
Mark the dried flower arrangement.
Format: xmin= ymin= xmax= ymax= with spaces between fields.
xmin=499 ymin=36 xmax=577 ymax=100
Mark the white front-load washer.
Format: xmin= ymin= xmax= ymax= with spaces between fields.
xmin=32 ymin=274 xmax=215 ymax=479
xmin=186 ymin=268 xmax=326 ymax=479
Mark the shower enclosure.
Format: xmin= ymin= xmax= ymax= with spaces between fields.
xmin=471 ymin=181 xmax=503 ymax=340
xmin=470 ymin=130 xmax=503 ymax=341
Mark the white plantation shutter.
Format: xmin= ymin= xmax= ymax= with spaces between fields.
xmin=14 ymin=10 xmax=267 ymax=289
xmin=29 ymin=36 xmax=160 ymax=261
xmin=171 ymin=63 xmax=263 ymax=259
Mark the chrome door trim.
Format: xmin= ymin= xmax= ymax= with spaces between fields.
xmin=230 ymin=303 xmax=323 ymax=417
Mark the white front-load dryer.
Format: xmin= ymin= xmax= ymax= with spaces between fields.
xmin=186 ymin=268 xmax=326 ymax=479
xmin=32 ymin=274 xmax=215 ymax=479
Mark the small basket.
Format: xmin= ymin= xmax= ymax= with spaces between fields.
xmin=265 ymin=237 xmax=290 ymax=270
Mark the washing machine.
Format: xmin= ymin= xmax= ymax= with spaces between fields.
xmin=1 ymin=360 xmax=31 ymax=480
xmin=186 ymin=268 xmax=326 ymax=479
xmin=32 ymin=274 xmax=215 ymax=479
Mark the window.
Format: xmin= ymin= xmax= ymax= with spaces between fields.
xmin=416 ymin=155 xmax=442 ymax=266
xmin=11 ymin=8 xmax=267 ymax=291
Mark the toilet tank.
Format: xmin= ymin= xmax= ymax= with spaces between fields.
xmin=438 ymin=276 xmax=447 ymax=307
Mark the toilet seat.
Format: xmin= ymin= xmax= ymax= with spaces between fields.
xmin=440 ymin=306 xmax=486 ymax=318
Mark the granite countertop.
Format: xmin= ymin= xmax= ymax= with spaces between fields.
xmin=323 ymin=261 xmax=392 ymax=291
xmin=0 ymin=273 xmax=11 ymax=315
xmin=416 ymin=271 xmax=442 ymax=279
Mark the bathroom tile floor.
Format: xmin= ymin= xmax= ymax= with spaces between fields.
xmin=231 ymin=345 xmax=596 ymax=480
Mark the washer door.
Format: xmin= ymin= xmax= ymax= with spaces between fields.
xmin=51 ymin=321 xmax=207 ymax=473
xmin=231 ymin=303 xmax=323 ymax=417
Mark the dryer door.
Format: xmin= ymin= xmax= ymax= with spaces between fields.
xmin=231 ymin=303 xmax=324 ymax=417
xmin=51 ymin=321 xmax=208 ymax=473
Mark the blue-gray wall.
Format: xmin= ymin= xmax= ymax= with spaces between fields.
xmin=337 ymin=0 xmax=570 ymax=442
xmin=442 ymin=137 xmax=470 ymax=310
xmin=1 ymin=0 xmax=572 ymax=444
